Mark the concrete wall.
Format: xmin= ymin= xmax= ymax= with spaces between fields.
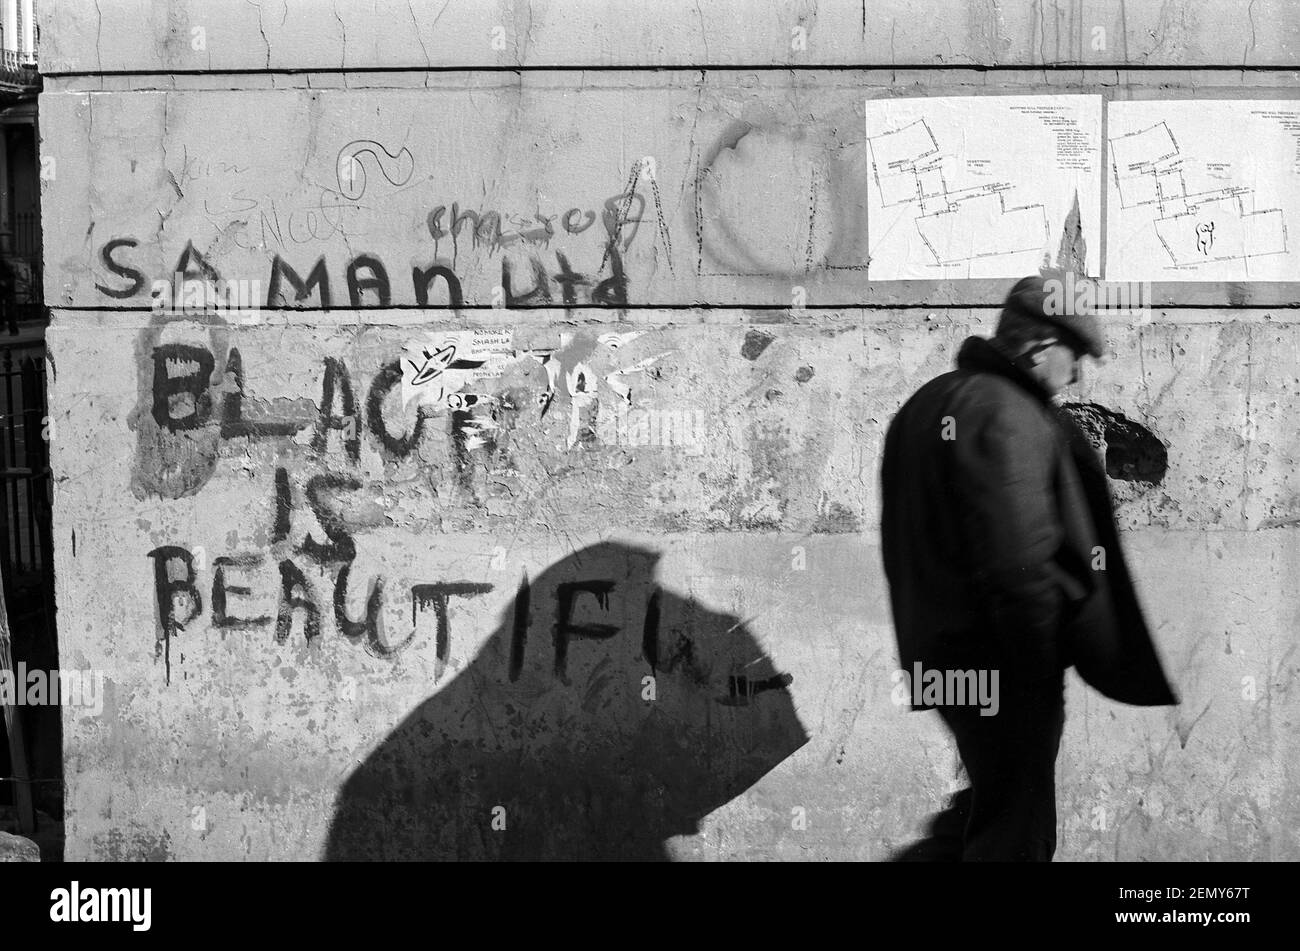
xmin=39 ymin=1 xmax=1300 ymax=860
xmin=38 ymin=0 xmax=1300 ymax=70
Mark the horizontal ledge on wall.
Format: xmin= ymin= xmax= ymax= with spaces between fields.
xmin=41 ymin=63 xmax=1300 ymax=78
xmin=42 ymin=85 xmax=1300 ymax=311
xmin=43 ymin=291 xmax=1300 ymax=312
xmin=45 ymin=307 xmax=1300 ymax=331
xmin=42 ymin=67 xmax=1300 ymax=95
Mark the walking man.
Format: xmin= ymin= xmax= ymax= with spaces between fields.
xmin=881 ymin=270 xmax=1178 ymax=861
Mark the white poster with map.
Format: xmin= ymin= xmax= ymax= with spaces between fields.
xmin=1106 ymin=100 xmax=1300 ymax=282
xmin=865 ymin=95 xmax=1102 ymax=280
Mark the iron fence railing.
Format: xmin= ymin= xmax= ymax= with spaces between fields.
xmin=11 ymin=211 xmax=39 ymax=259
xmin=0 ymin=335 xmax=55 ymax=833
xmin=0 ymin=344 xmax=49 ymax=580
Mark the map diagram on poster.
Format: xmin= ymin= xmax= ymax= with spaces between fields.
xmin=865 ymin=95 xmax=1102 ymax=280
xmin=1106 ymin=101 xmax=1300 ymax=282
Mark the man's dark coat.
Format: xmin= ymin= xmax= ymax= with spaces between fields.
xmin=881 ymin=335 xmax=1177 ymax=707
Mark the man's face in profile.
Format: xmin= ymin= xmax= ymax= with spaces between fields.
xmin=1028 ymin=336 xmax=1086 ymax=396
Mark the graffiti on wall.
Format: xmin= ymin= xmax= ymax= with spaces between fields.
xmin=133 ymin=314 xmax=694 ymax=684
xmin=94 ymin=234 xmax=631 ymax=309
xmin=96 ymin=144 xmax=674 ymax=308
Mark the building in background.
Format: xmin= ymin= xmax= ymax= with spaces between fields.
xmin=0 ymin=0 xmax=40 ymax=324
xmin=0 ymin=0 xmax=55 ymax=843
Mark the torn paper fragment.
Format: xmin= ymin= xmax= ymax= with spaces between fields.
xmin=401 ymin=329 xmax=514 ymax=409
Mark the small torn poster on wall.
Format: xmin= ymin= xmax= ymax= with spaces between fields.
xmin=400 ymin=329 xmax=514 ymax=409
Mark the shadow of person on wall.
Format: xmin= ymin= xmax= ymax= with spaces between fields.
xmin=325 ymin=541 xmax=808 ymax=861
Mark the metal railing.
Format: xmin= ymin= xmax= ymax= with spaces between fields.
xmin=0 ymin=333 xmax=54 ymax=833
xmin=0 ymin=343 xmax=49 ymax=581
xmin=10 ymin=210 xmax=38 ymax=259
xmin=0 ymin=49 xmax=31 ymax=70
xmin=0 ymin=48 xmax=35 ymax=87
xmin=0 ymin=0 xmax=39 ymax=87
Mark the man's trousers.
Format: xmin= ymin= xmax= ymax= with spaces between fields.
xmin=894 ymin=673 xmax=1066 ymax=862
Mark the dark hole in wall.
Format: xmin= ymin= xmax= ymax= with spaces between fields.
xmin=1061 ymin=402 xmax=1168 ymax=485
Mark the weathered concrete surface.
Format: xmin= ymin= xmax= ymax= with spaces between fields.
xmin=38 ymin=0 xmax=1300 ymax=861
xmin=45 ymin=310 xmax=1300 ymax=859
xmin=38 ymin=78 xmax=1300 ymax=310
xmin=42 ymin=311 xmax=1300 ymax=532
xmin=38 ymin=0 xmax=1300 ymax=73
